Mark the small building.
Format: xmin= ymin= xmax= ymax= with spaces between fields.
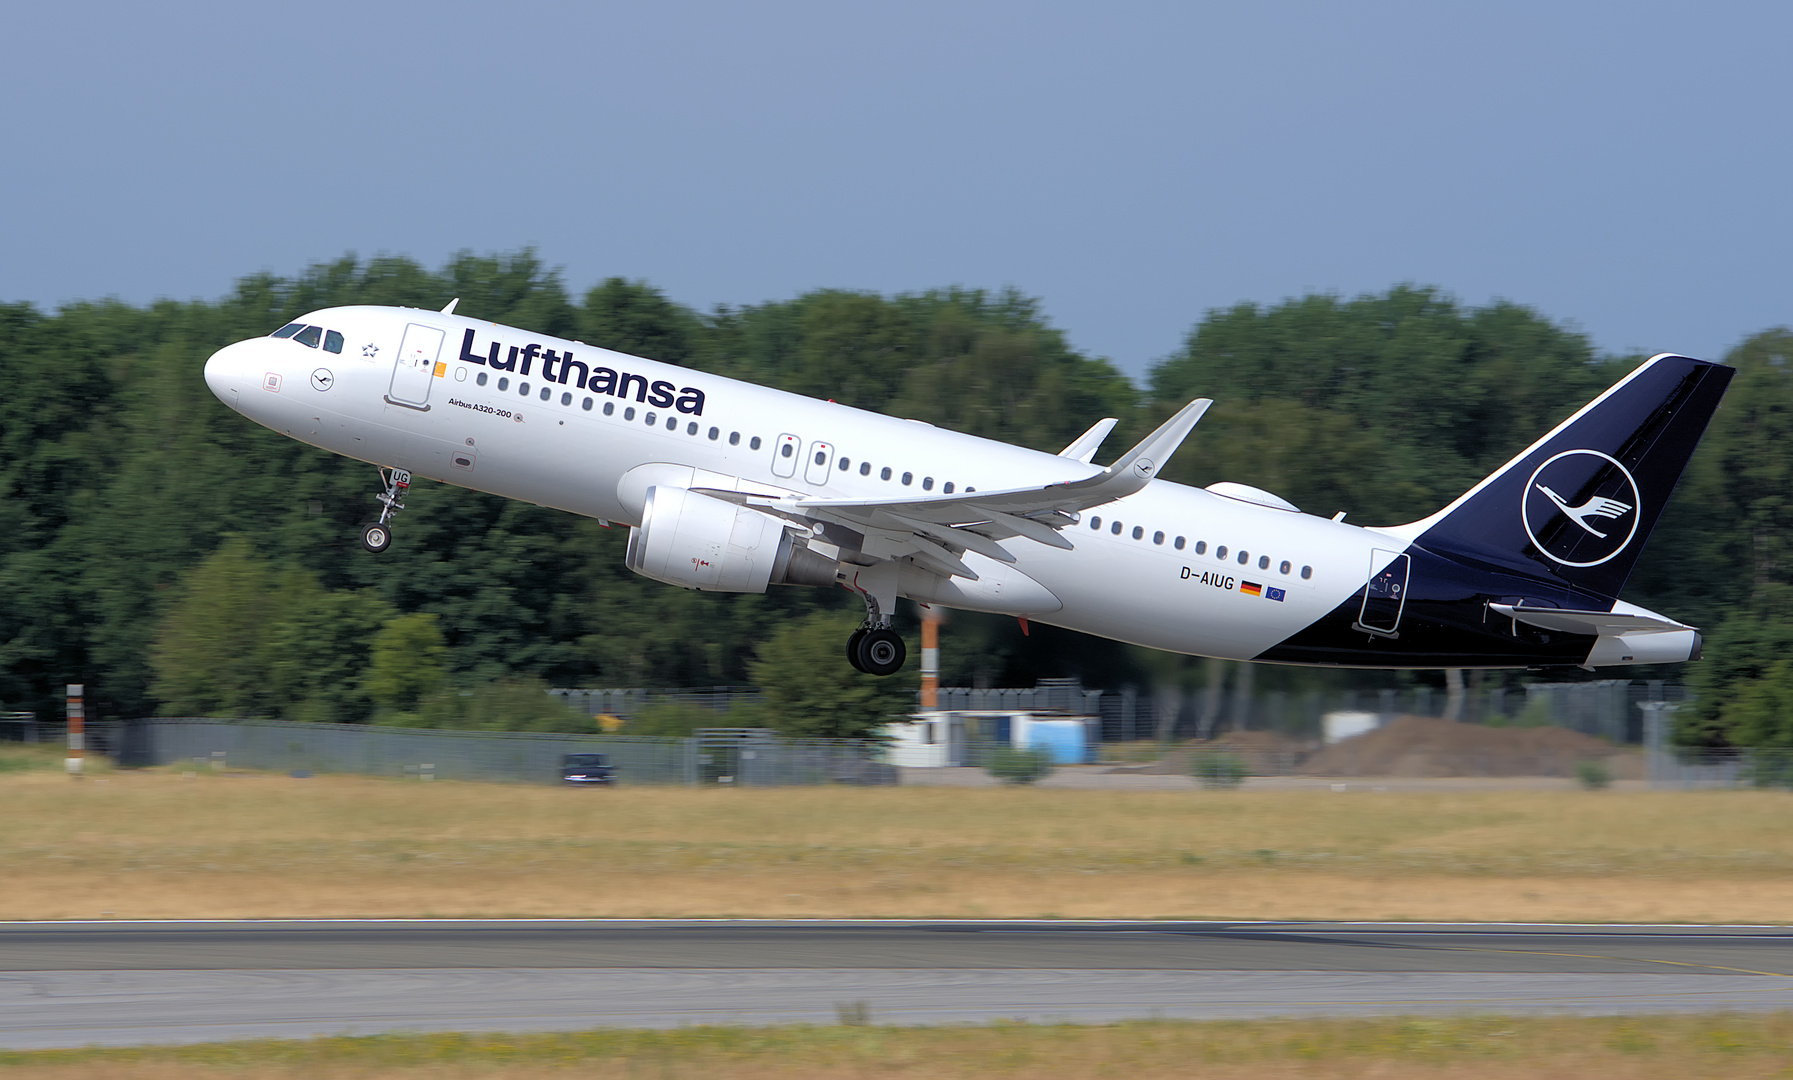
xmin=883 ymin=710 xmax=1099 ymax=767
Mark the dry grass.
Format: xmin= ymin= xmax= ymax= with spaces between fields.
xmin=5 ymin=768 xmax=1793 ymax=921
xmin=4 ymin=1015 xmax=1793 ymax=1078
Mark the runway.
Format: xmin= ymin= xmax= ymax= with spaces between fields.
xmin=4 ymin=920 xmax=1792 ymax=1049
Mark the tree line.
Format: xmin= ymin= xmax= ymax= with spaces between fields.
xmin=0 ymin=252 xmax=1787 ymax=744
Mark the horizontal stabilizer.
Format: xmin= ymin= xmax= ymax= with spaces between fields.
xmin=1489 ymin=603 xmax=1694 ymax=637
xmin=1058 ymin=418 xmax=1118 ymax=463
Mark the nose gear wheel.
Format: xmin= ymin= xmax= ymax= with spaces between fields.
xmin=360 ymin=467 xmax=410 ymax=554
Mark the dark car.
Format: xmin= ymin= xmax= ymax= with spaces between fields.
xmin=560 ymin=752 xmax=615 ymax=785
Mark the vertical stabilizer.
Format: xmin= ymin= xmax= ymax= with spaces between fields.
xmin=1402 ymin=354 xmax=1733 ymax=600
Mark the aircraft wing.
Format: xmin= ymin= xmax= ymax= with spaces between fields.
xmin=1488 ymin=603 xmax=1695 ymax=637
xmin=706 ymin=398 xmax=1211 ymax=580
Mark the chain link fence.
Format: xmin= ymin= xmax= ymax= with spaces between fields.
xmin=114 ymin=719 xmax=891 ymax=786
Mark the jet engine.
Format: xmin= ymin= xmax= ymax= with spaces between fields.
xmin=625 ymin=485 xmax=838 ymax=592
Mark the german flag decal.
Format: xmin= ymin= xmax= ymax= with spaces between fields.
xmin=1240 ymin=581 xmax=1263 ymax=597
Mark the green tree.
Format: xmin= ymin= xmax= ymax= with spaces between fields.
xmin=401 ymin=676 xmax=588 ymax=732
xmin=365 ymin=612 xmax=448 ymax=713
xmin=578 ymin=278 xmax=697 ymax=365
xmin=748 ymin=612 xmax=916 ymax=739
xmin=147 ymin=538 xmax=276 ymax=716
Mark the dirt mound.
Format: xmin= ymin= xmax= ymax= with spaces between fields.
xmin=1302 ymin=715 xmax=1641 ymax=778
xmin=1122 ymin=730 xmax=1316 ymax=775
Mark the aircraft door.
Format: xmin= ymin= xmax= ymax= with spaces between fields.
xmin=803 ymin=440 xmax=834 ymax=486
xmin=387 ymin=323 xmax=445 ymax=409
xmin=1355 ymin=549 xmax=1410 ymax=637
xmin=771 ymin=433 xmax=800 ymax=478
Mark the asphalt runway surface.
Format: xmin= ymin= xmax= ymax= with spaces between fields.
xmin=5 ymin=920 xmax=1793 ymax=1049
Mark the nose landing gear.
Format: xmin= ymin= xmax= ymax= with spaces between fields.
xmin=360 ymin=468 xmax=409 ymax=553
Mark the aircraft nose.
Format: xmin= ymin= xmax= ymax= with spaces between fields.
xmin=204 ymin=339 xmax=261 ymax=408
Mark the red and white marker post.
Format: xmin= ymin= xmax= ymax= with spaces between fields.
xmin=66 ymin=683 xmax=84 ymax=778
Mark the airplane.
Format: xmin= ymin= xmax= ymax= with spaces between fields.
xmin=203 ymin=302 xmax=1734 ymax=676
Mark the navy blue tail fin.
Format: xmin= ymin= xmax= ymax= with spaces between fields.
xmin=1405 ymin=354 xmax=1734 ymax=600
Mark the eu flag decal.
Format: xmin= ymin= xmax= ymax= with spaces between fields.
xmin=1240 ymin=581 xmax=1263 ymax=597
xmin=1265 ymin=586 xmax=1286 ymax=602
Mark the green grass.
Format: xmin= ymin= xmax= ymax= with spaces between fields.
xmin=4 ymin=1015 xmax=1793 ymax=1078
xmin=0 ymin=744 xmax=81 ymax=775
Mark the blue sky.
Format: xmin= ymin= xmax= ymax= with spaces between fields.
xmin=4 ymin=1 xmax=1788 ymax=379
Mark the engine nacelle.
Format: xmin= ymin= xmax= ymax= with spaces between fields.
xmin=625 ymin=486 xmax=837 ymax=593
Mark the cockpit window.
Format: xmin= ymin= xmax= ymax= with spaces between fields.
xmin=324 ymin=330 xmax=344 ymax=354
xmin=292 ymin=325 xmax=323 ymax=348
xmin=272 ymin=323 xmax=304 ymax=338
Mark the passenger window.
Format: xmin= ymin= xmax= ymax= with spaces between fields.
xmin=561 ymin=392 xmax=572 ymax=405
xmin=860 ymin=461 xmax=870 ymax=475
xmin=729 ymin=432 xmax=740 ymax=445
xmin=272 ymin=323 xmax=304 ymax=338
xmin=922 ymin=477 xmax=934 ymax=491
xmin=750 ymin=436 xmax=761 ymax=450
xmin=666 ymin=416 xmax=677 ymax=430
xmin=901 ymin=472 xmax=913 ymax=486
xmin=646 ymin=411 xmax=656 ymax=425
xmin=1090 ymin=516 xmax=1102 ymax=530
xmin=1280 ymin=560 xmax=1291 ymax=574
xmin=582 ymin=398 xmax=593 ymax=411
xmin=1238 ymin=550 xmax=1249 ymax=565
xmin=709 ymin=427 xmax=719 ymax=440
xmin=838 ymin=457 xmax=850 ymax=470
xmin=880 ymin=467 xmax=892 ymax=480
xmin=1194 ymin=541 xmax=1207 ymax=555
xmin=477 ymin=372 xmax=488 ymax=386
xmin=1153 ymin=531 xmax=1164 ymax=545
xmin=541 ymin=387 xmax=552 ymax=401
xmin=324 ymin=330 xmax=344 ymax=354
xmin=604 ymin=402 xmax=615 ymax=416
xmin=781 ymin=442 xmax=793 ymax=457
xmin=521 ymin=382 xmax=531 ymax=395
xmin=293 ymin=325 xmax=322 ymax=348
xmin=1174 ymin=536 xmax=1185 ymax=550
xmin=498 ymin=377 xmax=510 ymax=391
xmin=1216 ymin=545 xmax=1228 ymax=560
xmin=815 ymin=450 xmax=827 ymax=465
xmin=1132 ymin=526 xmax=1144 ymax=540
xmin=624 ymin=407 xmax=635 ymax=420
xmin=943 ymin=482 xmax=954 ymax=494
xmin=1301 ymin=565 xmax=1313 ymax=580
xmin=1110 ymin=521 xmax=1122 ymax=535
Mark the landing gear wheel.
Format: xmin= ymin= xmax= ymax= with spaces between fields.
xmin=846 ymin=628 xmax=869 ymax=672
xmin=856 ymin=627 xmax=907 ymax=677
xmin=360 ymin=467 xmax=410 ymax=554
xmin=360 ymin=521 xmax=393 ymax=553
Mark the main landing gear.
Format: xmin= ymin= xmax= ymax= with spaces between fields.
xmin=360 ymin=467 xmax=410 ymax=553
xmin=846 ymin=593 xmax=907 ymax=677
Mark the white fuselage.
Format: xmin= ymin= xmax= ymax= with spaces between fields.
xmin=199 ymin=305 xmax=1473 ymax=662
